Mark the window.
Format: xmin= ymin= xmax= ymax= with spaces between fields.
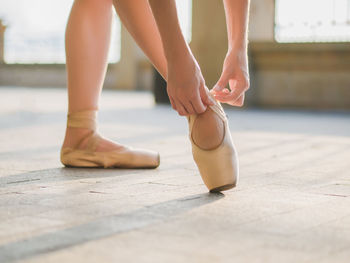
xmin=0 ymin=0 xmax=191 ymax=64
xmin=176 ymin=0 xmax=192 ymax=43
xmin=0 ymin=0 xmax=120 ymax=64
xmin=275 ymin=0 xmax=350 ymax=42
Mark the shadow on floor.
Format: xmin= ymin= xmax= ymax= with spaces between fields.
xmin=0 ymin=191 xmax=224 ymax=263
xmin=0 ymin=167 xmax=156 ymax=188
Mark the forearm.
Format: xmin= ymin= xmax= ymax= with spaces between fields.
xmin=223 ymin=0 xmax=250 ymax=52
xmin=148 ymin=0 xmax=213 ymax=115
xmin=148 ymin=0 xmax=191 ymax=63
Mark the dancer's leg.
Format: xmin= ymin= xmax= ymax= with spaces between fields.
xmin=113 ymin=0 xmax=224 ymax=149
xmin=62 ymin=0 xmax=125 ymax=152
xmin=66 ymin=0 xmax=112 ymax=113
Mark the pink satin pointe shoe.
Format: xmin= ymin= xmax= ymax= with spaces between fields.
xmin=60 ymin=110 xmax=160 ymax=168
xmin=187 ymin=94 xmax=239 ymax=192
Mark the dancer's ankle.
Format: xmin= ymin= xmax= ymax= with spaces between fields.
xmin=62 ymin=127 xmax=93 ymax=149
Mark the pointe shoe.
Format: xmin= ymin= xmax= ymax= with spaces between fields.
xmin=187 ymin=94 xmax=239 ymax=192
xmin=60 ymin=110 xmax=160 ymax=168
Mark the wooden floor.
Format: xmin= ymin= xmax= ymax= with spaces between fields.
xmin=0 ymin=87 xmax=350 ymax=263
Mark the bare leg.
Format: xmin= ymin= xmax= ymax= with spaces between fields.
xmin=63 ymin=0 xmax=170 ymax=153
xmin=66 ymin=0 xmax=112 ymax=113
xmin=62 ymin=0 xmax=125 ymax=151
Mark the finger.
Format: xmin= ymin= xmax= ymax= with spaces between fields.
xmin=169 ymin=96 xmax=177 ymax=111
xmin=191 ymin=92 xmax=207 ymax=114
xmin=212 ymin=88 xmax=230 ymax=96
xmin=176 ymin=100 xmax=189 ymax=116
xmin=185 ymin=101 xmax=197 ymax=115
xmin=190 ymin=99 xmax=207 ymax=115
xmin=214 ymin=82 xmax=246 ymax=103
xmin=212 ymin=72 xmax=229 ymax=93
xmin=230 ymin=93 xmax=244 ymax=107
xmin=214 ymin=92 xmax=241 ymax=102
xmin=200 ymin=85 xmax=216 ymax=106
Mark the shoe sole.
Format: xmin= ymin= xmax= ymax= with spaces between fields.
xmin=62 ymin=152 xmax=160 ymax=169
xmin=209 ymin=183 xmax=236 ymax=193
xmin=63 ymin=164 xmax=159 ymax=169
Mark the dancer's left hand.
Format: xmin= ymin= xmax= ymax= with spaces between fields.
xmin=211 ymin=49 xmax=250 ymax=107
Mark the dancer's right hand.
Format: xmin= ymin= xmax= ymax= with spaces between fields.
xmin=148 ymin=0 xmax=215 ymax=116
xmin=166 ymin=50 xmax=215 ymax=116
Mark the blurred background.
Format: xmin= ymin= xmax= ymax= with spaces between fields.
xmin=0 ymin=0 xmax=349 ymax=109
xmin=0 ymin=2 xmax=350 ymax=261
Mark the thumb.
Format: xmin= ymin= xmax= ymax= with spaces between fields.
xmin=200 ymin=85 xmax=216 ymax=106
xmin=212 ymin=72 xmax=229 ymax=93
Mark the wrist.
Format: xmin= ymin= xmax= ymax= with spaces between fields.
xmin=228 ymin=34 xmax=248 ymax=50
xmin=227 ymin=42 xmax=248 ymax=59
xmin=166 ymin=41 xmax=192 ymax=65
xmin=228 ymin=42 xmax=247 ymax=53
xmin=225 ymin=46 xmax=249 ymax=74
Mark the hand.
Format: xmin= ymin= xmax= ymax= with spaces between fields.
xmin=167 ymin=51 xmax=215 ymax=116
xmin=211 ymin=49 xmax=250 ymax=107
